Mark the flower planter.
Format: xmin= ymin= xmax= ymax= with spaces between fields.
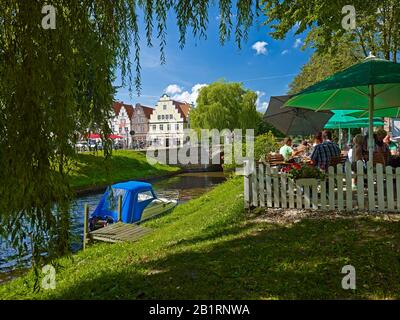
xmin=295 ymin=178 xmax=319 ymax=187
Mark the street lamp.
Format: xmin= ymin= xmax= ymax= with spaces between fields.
xmin=129 ymin=130 xmax=135 ymax=149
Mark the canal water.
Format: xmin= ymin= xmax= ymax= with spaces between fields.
xmin=0 ymin=172 xmax=227 ymax=281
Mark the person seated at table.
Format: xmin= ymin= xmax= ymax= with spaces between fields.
xmin=313 ymin=132 xmax=323 ymax=146
xmin=310 ymin=130 xmax=341 ymax=171
xmin=348 ymin=134 xmax=365 ymax=190
xmin=384 ymin=134 xmax=398 ymax=156
xmin=348 ymin=134 xmax=364 ymax=169
xmin=279 ymin=137 xmax=304 ymax=161
xmin=374 ymin=129 xmax=390 ymax=164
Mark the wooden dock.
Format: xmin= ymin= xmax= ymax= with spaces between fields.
xmin=88 ymin=222 xmax=152 ymax=243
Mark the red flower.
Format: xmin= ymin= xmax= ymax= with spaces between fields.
xmin=292 ymin=163 xmax=302 ymax=170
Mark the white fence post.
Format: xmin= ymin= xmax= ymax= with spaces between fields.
xmin=345 ymin=161 xmax=352 ymax=210
xmin=328 ymin=166 xmax=335 ymax=210
xmin=337 ymin=164 xmax=344 ymax=211
xmin=367 ymin=161 xmax=375 ymax=211
xmin=376 ymin=164 xmax=385 ymax=211
xmin=288 ymin=177 xmax=295 ymax=209
xmin=248 ymin=159 xmax=398 ymax=213
xmin=251 ymin=161 xmax=258 ymax=207
xmin=266 ymin=165 xmax=272 ymax=207
xmin=272 ymin=167 xmax=280 ymax=208
xmin=244 ymin=159 xmax=251 ymax=209
xmin=281 ymin=173 xmax=288 ymax=209
xmin=357 ymin=160 xmax=364 ymax=210
xmin=386 ymin=166 xmax=394 ymax=211
xmin=259 ymin=163 xmax=265 ymax=208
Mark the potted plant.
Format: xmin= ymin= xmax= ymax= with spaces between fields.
xmin=282 ymin=163 xmax=325 ymax=186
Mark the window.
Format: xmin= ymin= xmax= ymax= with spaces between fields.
xmin=102 ymin=188 xmax=127 ymax=212
xmin=137 ymin=190 xmax=154 ymax=202
xmin=176 ymin=124 xmax=179 ymax=131
xmin=167 ymin=124 xmax=170 ymax=131
xmin=163 ymin=105 xmax=167 ymax=110
xmin=170 ymin=115 xmax=173 ymax=119
xmin=152 ymin=125 xmax=156 ymax=131
xmin=160 ymin=124 xmax=163 ymax=131
xmin=162 ymin=115 xmax=165 ymax=120
xmin=158 ymin=115 xmax=161 ymax=120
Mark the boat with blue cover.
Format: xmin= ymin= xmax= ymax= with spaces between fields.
xmin=89 ymin=181 xmax=178 ymax=230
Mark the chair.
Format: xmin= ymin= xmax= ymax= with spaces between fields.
xmin=373 ymin=152 xmax=386 ymax=166
xmin=266 ymin=153 xmax=286 ymax=167
xmin=328 ymin=154 xmax=347 ymax=167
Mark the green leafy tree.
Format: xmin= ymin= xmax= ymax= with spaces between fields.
xmin=254 ymin=132 xmax=279 ymax=160
xmin=289 ymin=43 xmax=363 ymax=94
xmin=191 ymin=81 xmax=259 ymax=131
xmin=0 ymin=1 xmax=259 ymax=277
xmin=261 ymin=0 xmax=400 ymax=62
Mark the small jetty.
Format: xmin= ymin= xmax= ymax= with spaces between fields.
xmin=88 ymin=222 xmax=152 ymax=243
xmin=83 ymin=200 xmax=152 ymax=248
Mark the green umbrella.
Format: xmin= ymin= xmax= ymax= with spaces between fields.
xmin=348 ymin=107 xmax=400 ymax=119
xmin=324 ymin=110 xmax=384 ymax=146
xmin=285 ymin=54 xmax=400 ymax=161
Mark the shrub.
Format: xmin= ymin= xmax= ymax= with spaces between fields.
xmin=254 ymin=132 xmax=279 ymax=161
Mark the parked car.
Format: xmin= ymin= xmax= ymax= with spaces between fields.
xmin=76 ymin=141 xmax=88 ymax=152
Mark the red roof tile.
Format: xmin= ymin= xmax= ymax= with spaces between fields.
xmin=172 ymin=100 xmax=191 ymax=120
xmin=135 ymin=103 xmax=154 ymax=119
xmin=113 ymin=101 xmax=134 ymax=119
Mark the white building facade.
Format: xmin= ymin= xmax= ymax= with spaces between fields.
xmin=110 ymin=102 xmax=135 ymax=147
xmin=148 ymin=94 xmax=191 ymax=147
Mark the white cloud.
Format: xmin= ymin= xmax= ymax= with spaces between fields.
xmin=281 ymin=49 xmax=289 ymax=55
xmin=258 ymin=102 xmax=269 ymax=113
xmin=256 ymin=91 xmax=269 ymax=112
xmin=256 ymin=91 xmax=265 ymax=106
xmin=251 ymin=41 xmax=268 ymax=55
xmin=171 ymin=83 xmax=208 ymax=105
xmin=293 ymin=38 xmax=303 ymax=49
xmin=165 ymin=84 xmax=183 ymax=95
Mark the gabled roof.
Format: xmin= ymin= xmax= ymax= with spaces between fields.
xmin=113 ymin=101 xmax=134 ymax=119
xmin=135 ymin=103 xmax=154 ymax=119
xmin=172 ymin=100 xmax=191 ymax=120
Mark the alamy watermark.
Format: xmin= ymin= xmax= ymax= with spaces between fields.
xmin=41 ymin=5 xmax=56 ymax=30
xmin=146 ymin=129 xmax=254 ymax=174
xmin=41 ymin=264 xmax=56 ymax=290
xmin=342 ymin=5 xmax=356 ymax=30
xmin=341 ymin=265 xmax=356 ymax=290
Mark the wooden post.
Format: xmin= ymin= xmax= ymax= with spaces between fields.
xmin=83 ymin=204 xmax=89 ymax=251
xmin=118 ymin=195 xmax=123 ymax=222
xmin=244 ymin=159 xmax=251 ymax=209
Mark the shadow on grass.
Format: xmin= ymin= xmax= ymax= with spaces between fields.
xmin=52 ymin=217 xmax=400 ymax=300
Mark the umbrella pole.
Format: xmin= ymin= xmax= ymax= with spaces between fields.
xmin=368 ymin=85 xmax=375 ymax=163
xmin=348 ymin=128 xmax=351 ymax=145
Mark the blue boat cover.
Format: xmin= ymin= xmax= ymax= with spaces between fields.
xmin=92 ymin=181 xmax=156 ymax=223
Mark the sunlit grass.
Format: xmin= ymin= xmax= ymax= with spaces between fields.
xmin=67 ymin=150 xmax=180 ymax=190
xmin=1 ymin=178 xmax=399 ymax=300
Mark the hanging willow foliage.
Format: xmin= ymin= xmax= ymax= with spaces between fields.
xmin=0 ymin=0 xmax=259 ymax=278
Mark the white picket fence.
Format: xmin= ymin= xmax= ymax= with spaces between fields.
xmin=243 ymin=160 xmax=400 ymax=212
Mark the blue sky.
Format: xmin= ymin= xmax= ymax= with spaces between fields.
xmin=114 ymin=7 xmax=314 ymax=113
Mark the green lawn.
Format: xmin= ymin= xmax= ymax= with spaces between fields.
xmin=1 ymin=177 xmax=400 ymax=299
xmin=68 ymin=150 xmax=180 ymax=190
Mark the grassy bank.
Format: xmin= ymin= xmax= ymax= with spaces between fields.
xmin=1 ymin=177 xmax=400 ymax=299
xmin=68 ymin=150 xmax=180 ymax=190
